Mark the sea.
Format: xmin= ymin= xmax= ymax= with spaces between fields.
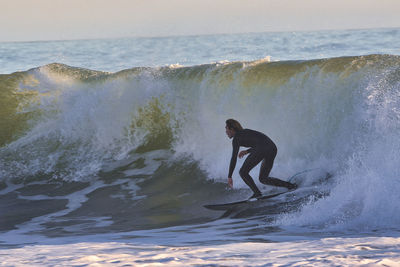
xmin=1 ymin=28 xmax=400 ymax=266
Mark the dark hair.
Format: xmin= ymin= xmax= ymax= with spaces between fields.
xmin=226 ymin=119 xmax=243 ymax=132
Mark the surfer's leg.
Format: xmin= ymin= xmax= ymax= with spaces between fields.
xmin=259 ymin=149 xmax=297 ymax=189
xmin=239 ymin=152 xmax=263 ymax=197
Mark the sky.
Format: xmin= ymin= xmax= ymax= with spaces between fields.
xmin=1 ymin=0 xmax=400 ymax=42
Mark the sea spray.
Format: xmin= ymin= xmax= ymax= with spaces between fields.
xmin=277 ymin=56 xmax=400 ymax=229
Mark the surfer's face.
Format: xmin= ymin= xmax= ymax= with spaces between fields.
xmin=225 ymin=126 xmax=235 ymax=139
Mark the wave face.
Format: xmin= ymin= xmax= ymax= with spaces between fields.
xmin=1 ymin=55 xmax=400 ymax=233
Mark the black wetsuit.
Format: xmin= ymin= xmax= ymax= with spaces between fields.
xmin=228 ymin=129 xmax=294 ymax=196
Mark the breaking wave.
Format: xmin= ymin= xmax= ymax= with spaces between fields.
xmin=1 ymin=54 xmax=400 ymax=232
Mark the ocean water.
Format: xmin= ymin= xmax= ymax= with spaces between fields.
xmin=1 ymin=28 xmax=400 ymax=266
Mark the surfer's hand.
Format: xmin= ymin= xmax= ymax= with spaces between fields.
xmin=228 ymin=177 xmax=233 ymax=188
xmin=238 ymin=150 xmax=248 ymax=159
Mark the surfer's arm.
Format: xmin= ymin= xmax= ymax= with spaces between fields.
xmin=239 ymin=149 xmax=252 ymax=158
xmin=228 ymin=139 xmax=239 ymax=178
xmin=227 ymin=177 xmax=233 ymax=188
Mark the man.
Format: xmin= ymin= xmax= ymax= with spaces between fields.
xmin=225 ymin=119 xmax=297 ymax=199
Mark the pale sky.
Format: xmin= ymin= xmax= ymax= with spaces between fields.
xmin=1 ymin=0 xmax=399 ymax=42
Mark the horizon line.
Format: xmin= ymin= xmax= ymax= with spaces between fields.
xmin=1 ymin=26 xmax=399 ymax=44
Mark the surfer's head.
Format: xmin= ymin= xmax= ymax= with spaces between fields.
xmin=225 ymin=119 xmax=243 ymax=138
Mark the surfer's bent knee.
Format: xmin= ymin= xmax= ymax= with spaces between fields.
xmin=239 ymin=167 xmax=249 ymax=177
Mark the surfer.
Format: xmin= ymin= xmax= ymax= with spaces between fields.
xmin=225 ymin=119 xmax=297 ymax=199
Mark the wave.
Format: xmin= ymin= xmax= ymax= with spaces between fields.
xmin=1 ymin=54 xmax=400 ymax=231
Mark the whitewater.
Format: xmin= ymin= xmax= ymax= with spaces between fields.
xmin=1 ymin=28 xmax=400 ymax=266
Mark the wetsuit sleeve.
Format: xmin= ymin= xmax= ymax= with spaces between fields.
xmin=228 ymin=138 xmax=239 ymax=177
xmin=246 ymin=148 xmax=254 ymax=153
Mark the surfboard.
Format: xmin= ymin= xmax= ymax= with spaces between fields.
xmin=203 ymin=190 xmax=293 ymax=211
xmin=204 ymin=169 xmax=326 ymax=211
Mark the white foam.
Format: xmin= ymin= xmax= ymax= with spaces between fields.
xmin=0 ymin=67 xmax=169 ymax=181
xmin=1 ymin=236 xmax=399 ymax=266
